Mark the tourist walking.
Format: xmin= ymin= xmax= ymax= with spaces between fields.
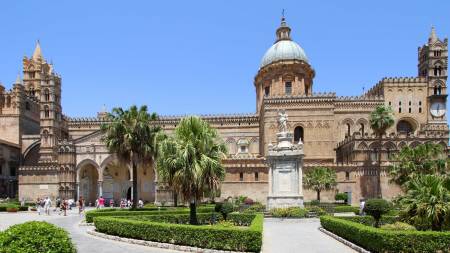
xmin=55 ymin=197 xmax=61 ymax=212
xmin=44 ymin=197 xmax=52 ymax=215
xmin=138 ymin=199 xmax=144 ymax=208
xmin=109 ymin=199 xmax=114 ymax=208
xmin=36 ymin=198 xmax=42 ymax=215
xmin=78 ymin=196 xmax=84 ymax=215
xmin=98 ymin=196 xmax=105 ymax=209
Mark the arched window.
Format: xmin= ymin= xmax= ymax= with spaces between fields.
xmin=294 ymin=126 xmax=304 ymax=143
xmin=346 ymin=123 xmax=351 ymax=137
xmin=285 ymin=81 xmax=292 ymax=95
xmin=264 ymin=86 xmax=270 ymax=96
xmin=44 ymin=89 xmax=50 ymax=101
xmin=44 ymin=105 xmax=50 ymax=118
xmin=397 ymin=120 xmax=414 ymax=134
xmin=434 ymin=66 xmax=438 ymax=76
xmin=42 ymin=130 xmax=49 ymax=144
xmin=437 ymin=66 xmax=442 ymax=76
xmin=360 ymin=123 xmax=365 ymax=137
xmin=438 ymin=85 xmax=442 ymax=95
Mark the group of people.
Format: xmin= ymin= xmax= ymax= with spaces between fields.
xmin=35 ymin=196 xmax=85 ymax=216
xmin=93 ymin=196 xmax=144 ymax=209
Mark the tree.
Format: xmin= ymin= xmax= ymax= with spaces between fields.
xmin=304 ymin=167 xmax=337 ymax=202
xmin=156 ymin=134 xmax=180 ymax=207
xmin=101 ymin=105 xmax=161 ymax=208
xmin=363 ymin=198 xmax=391 ymax=227
xmin=369 ymin=105 xmax=395 ymax=198
xmin=400 ymin=174 xmax=450 ymax=231
xmin=156 ymin=116 xmax=227 ymax=225
xmin=389 ymin=143 xmax=449 ymax=186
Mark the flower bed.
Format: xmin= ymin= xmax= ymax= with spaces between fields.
xmin=85 ymin=206 xmax=214 ymax=223
xmin=0 ymin=221 xmax=76 ymax=253
xmin=93 ymin=213 xmax=263 ymax=252
xmin=320 ymin=216 xmax=450 ymax=252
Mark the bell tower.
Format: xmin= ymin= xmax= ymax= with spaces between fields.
xmin=418 ymin=27 xmax=448 ymax=124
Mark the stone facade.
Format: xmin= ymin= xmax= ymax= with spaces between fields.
xmin=0 ymin=18 xmax=448 ymax=206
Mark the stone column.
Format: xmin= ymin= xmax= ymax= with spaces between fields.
xmin=130 ymin=180 xmax=133 ymax=200
xmin=76 ymin=183 xmax=80 ymax=200
xmin=98 ymin=181 xmax=103 ymax=197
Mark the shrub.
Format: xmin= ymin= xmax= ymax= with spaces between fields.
xmin=310 ymin=200 xmax=320 ymax=206
xmin=333 ymin=205 xmax=359 ymax=215
xmin=0 ymin=221 xmax=76 ymax=253
xmin=143 ymin=203 xmax=157 ymax=208
xmin=214 ymin=202 xmax=223 ymax=213
xmin=220 ymin=202 xmax=234 ymax=220
xmin=243 ymin=202 xmax=265 ymax=213
xmin=335 ymin=193 xmax=348 ymax=202
xmin=215 ymin=220 xmax=235 ymax=228
xmin=306 ymin=206 xmax=327 ymax=216
xmin=269 ymin=207 xmax=307 ymax=218
xmin=339 ymin=215 xmax=398 ymax=226
xmin=244 ymin=197 xmax=254 ymax=205
xmin=85 ymin=207 xmax=214 ymax=223
xmin=94 ymin=214 xmax=263 ymax=252
xmin=320 ymin=216 xmax=450 ymax=253
xmin=363 ymin=199 xmax=391 ymax=227
xmin=380 ymin=222 xmax=416 ymax=231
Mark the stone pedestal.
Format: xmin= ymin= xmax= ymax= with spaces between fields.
xmin=267 ymin=132 xmax=304 ymax=210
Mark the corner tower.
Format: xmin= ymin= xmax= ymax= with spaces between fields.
xmin=254 ymin=16 xmax=315 ymax=113
xmin=418 ymin=27 xmax=448 ymax=124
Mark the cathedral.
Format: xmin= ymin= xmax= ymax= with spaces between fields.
xmin=0 ymin=17 xmax=448 ymax=206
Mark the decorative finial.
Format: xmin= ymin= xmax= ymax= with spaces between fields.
xmin=429 ymin=25 xmax=438 ymax=43
xmin=282 ymin=9 xmax=285 ymax=21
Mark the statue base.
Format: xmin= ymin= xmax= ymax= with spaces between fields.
xmin=267 ymin=195 xmax=304 ymax=210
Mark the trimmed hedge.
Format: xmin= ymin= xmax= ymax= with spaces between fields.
xmin=0 ymin=221 xmax=76 ymax=253
xmin=0 ymin=204 xmax=29 ymax=212
xmin=127 ymin=212 xmax=256 ymax=226
xmin=320 ymin=216 xmax=450 ymax=253
xmin=94 ymin=213 xmax=263 ymax=252
xmin=338 ymin=215 xmax=398 ymax=227
xmin=333 ymin=206 xmax=360 ymax=214
xmin=269 ymin=207 xmax=308 ymax=218
xmin=85 ymin=206 xmax=214 ymax=223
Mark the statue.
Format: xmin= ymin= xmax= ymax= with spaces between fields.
xmin=278 ymin=109 xmax=288 ymax=133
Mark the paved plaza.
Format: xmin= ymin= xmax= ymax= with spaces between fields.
xmin=0 ymin=211 xmax=356 ymax=253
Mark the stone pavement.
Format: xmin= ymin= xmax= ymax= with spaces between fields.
xmin=263 ymin=218 xmax=357 ymax=253
xmin=1 ymin=210 xmax=357 ymax=253
xmin=0 ymin=209 xmax=180 ymax=253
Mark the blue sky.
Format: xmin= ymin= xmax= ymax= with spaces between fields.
xmin=0 ymin=1 xmax=449 ymax=117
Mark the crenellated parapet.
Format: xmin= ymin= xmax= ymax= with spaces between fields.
xmin=365 ymin=76 xmax=428 ymax=97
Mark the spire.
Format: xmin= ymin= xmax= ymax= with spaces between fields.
xmin=429 ymin=26 xmax=438 ymax=44
xmin=276 ymin=10 xmax=292 ymax=42
xmin=14 ymin=73 xmax=22 ymax=85
xmin=32 ymin=40 xmax=43 ymax=60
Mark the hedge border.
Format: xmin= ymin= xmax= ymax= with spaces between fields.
xmin=93 ymin=213 xmax=263 ymax=252
xmin=85 ymin=206 xmax=214 ymax=223
xmin=320 ymin=216 xmax=450 ymax=252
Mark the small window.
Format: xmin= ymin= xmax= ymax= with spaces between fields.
xmin=264 ymin=86 xmax=270 ymax=96
xmin=239 ymin=172 xmax=244 ymax=181
xmin=408 ymin=101 xmax=411 ymax=106
xmin=345 ymin=171 xmax=350 ymax=181
xmin=240 ymin=145 xmax=247 ymax=153
xmin=255 ymin=172 xmax=259 ymax=181
xmin=408 ymin=108 xmax=411 ymax=113
xmin=419 ymin=107 xmax=422 ymax=113
xmin=285 ymin=81 xmax=292 ymax=95
xmin=399 ymin=107 xmax=402 ymax=113
xmin=419 ymin=101 xmax=422 ymax=106
xmin=10 ymin=167 xmax=16 ymax=177
xmin=44 ymin=105 xmax=50 ymax=118
xmin=388 ymin=101 xmax=391 ymax=106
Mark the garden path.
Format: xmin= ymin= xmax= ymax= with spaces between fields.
xmin=263 ymin=218 xmax=357 ymax=253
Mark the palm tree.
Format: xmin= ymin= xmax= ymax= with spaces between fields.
xmin=304 ymin=166 xmax=337 ymax=201
xmin=157 ymin=116 xmax=227 ymax=224
xmin=101 ymin=105 xmax=161 ymax=208
xmin=369 ymin=105 xmax=394 ymax=198
xmin=389 ymin=143 xmax=448 ymax=186
xmin=156 ymin=134 xmax=180 ymax=207
xmin=401 ymin=174 xmax=450 ymax=231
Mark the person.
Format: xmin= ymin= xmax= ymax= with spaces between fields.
xmin=98 ymin=196 xmax=105 ymax=209
xmin=44 ymin=197 xmax=52 ymax=215
xmin=95 ymin=198 xmax=99 ymax=209
xmin=55 ymin=197 xmax=61 ymax=212
xmin=127 ymin=199 xmax=131 ymax=208
xmin=60 ymin=198 xmax=67 ymax=216
xmin=138 ymin=199 xmax=144 ymax=208
xmin=360 ymin=198 xmax=366 ymax=215
xmin=36 ymin=198 xmax=42 ymax=215
xmin=78 ymin=197 xmax=84 ymax=215
xmin=20 ymin=198 xmax=25 ymax=207
xmin=109 ymin=199 xmax=114 ymax=208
